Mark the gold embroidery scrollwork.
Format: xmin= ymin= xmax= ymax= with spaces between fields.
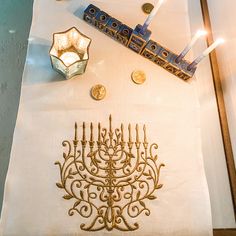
xmin=55 ymin=115 xmax=165 ymax=231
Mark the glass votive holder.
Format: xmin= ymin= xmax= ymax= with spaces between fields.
xmin=49 ymin=27 xmax=91 ymax=79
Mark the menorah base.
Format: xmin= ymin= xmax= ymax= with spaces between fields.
xmin=83 ymin=4 xmax=196 ymax=80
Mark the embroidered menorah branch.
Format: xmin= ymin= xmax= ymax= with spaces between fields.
xmin=55 ymin=115 xmax=165 ymax=232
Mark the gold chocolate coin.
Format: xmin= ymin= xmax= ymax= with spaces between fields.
xmin=142 ymin=3 xmax=154 ymax=14
xmin=91 ymin=84 xmax=106 ymax=100
xmin=131 ymin=70 xmax=146 ymax=84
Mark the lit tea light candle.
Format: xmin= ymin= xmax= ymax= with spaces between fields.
xmin=60 ymin=51 xmax=81 ymax=66
xmin=176 ymin=30 xmax=207 ymax=63
xmin=140 ymin=0 xmax=164 ymax=34
xmin=188 ymin=38 xmax=225 ymax=70
xmin=49 ymin=27 xmax=91 ymax=79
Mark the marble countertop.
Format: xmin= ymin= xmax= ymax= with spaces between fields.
xmin=0 ymin=0 xmax=34 ymax=212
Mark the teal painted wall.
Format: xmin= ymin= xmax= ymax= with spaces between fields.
xmin=0 ymin=0 xmax=34 ymax=212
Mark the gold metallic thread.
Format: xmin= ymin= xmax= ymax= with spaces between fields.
xmin=55 ymin=115 xmax=165 ymax=231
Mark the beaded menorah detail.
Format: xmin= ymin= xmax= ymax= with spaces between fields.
xmin=55 ymin=115 xmax=165 ymax=231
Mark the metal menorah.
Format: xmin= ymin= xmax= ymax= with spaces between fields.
xmin=83 ymin=4 xmax=197 ymax=80
xmin=55 ymin=115 xmax=165 ymax=231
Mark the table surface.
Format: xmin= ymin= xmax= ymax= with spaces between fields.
xmin=0 ymin=0 xmax=235 ymax=230
xmin=0 ymin=0 xmax=34 ymax=212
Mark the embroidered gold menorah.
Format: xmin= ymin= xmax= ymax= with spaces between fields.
xmin=55 ymin=115 xmax=165 ymax=232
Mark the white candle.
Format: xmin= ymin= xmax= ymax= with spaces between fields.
xmin=141 ymin=0 xmax=164 ymax=33
xmin=201 ymin=38 xmax=225 ymax=58
xmin=60 ymin=51 xmax=80 ymax=66
xmin=188 ymin=38 xmax=225 ymax=70
xmin=176 ymin=30 xmax=207 ymax=63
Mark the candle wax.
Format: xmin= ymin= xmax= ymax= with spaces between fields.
xmin=60 ymin=52 xmax=80 ymax=66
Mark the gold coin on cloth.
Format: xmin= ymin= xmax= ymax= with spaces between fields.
xmin=91 ymin=84 xmax=106 ymax=100
xmin=131 ymin=70 xmax=146 ymax=84
xmin=142 ymin=3 xmax=154 ymax=14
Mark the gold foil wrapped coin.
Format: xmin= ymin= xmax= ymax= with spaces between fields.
xmin=91 ymin=84 xmax=106 ymax=100
xmin=142 ymin=3 xmax=154 ymax=14
xmin=131 ymin=70 xmax=146 ymax=84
